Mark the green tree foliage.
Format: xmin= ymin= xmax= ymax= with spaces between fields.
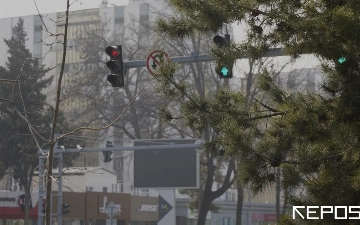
xmin=0 ymin=18 xmax=52 ymax=225
xmin=0 ymin=18 xmax=79 ymax=225
xmin=155 ymin=0 xmax=360 ymax=225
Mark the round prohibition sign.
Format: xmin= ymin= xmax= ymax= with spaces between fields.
xmin=146 ymin=49 xmax=170 ymax=76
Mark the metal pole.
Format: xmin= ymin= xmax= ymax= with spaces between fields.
xmin=38 ymin=143 xmax=202 ymax=154
xmin=123 ymin=48 xmax=285 ymax=69
xmin=50 ymin=185 xmax=52 ymax=225
xmin=57 ymin=152 xmax=63 ymax=225
xmin=110 ymin=206 xmax=113 ymax=225
xmin=38 ymin=157 xmax=44 ymax=225
xmin=49 ymin=138 xmax=58 ymax=225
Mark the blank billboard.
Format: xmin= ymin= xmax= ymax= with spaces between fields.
xmin=133 ymin=139 xmax=199 ymax=189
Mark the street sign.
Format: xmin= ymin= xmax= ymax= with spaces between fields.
xmin=104 ymin=201 xmax=118 ymax=218
xmin=146 ymin=49 xmax=170 ymax=76
xmin=158 ymin=194 xmax=173 ymax=221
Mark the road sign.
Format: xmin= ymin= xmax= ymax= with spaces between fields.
xmin=146 ymin=50 xmax=170 ymax=76
xmin=104 ymin=201 xmax=118 ymax=218
xmin=158 ymin=194 xmax=173 ymax=221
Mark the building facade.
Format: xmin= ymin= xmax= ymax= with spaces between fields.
xmin=0 ymin=190 xmax=276 ymax=225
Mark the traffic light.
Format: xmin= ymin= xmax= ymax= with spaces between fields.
xmin=213 ymin=34 xmax=233 ymax=79
xmin=62 ymin=203 xmax=70 ymax=215
xmin=103 ymin=141 xmax=113 ymax=162
xmin=105 ymin=45 xmax=124 ymax=87
xmin=42 ymin=203 xmax=46 ymax=214
xmin=338 ymin=57 xmax=346 ymax=64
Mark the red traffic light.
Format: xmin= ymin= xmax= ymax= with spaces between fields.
xmin=111 ymin=49 xmax=119 ymax=58
xmin=105 ymin=45 xmax=122 ymax=60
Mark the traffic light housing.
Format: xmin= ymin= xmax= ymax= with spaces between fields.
xmin=42 ymin=203 xmax=46 ymax=214
xmin=103 ymin=141 xmax=113 ymax=162
xmin=105 ymin=45 xmax=124 ymax=87
xmin=213 ymin=34 xmax=233 ymax=78
xmin=62 ymin=203 xmax=70 ymax=215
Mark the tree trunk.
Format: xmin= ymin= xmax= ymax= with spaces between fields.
xmin=282 ymin=187 xmax=288 ymax=215
xmin=24 ymin=181 xmax=31 ymax=225
xmin=197 ymin=192 xmax=211 ymax=225
xmin=197 ymin=157 xmax=235 ymax=225
xmin=24 ymin=168 xmax=34 ymax=225
xmin=236 ymin=186 xmax=244 ymax=225
xmin=45 ymin=145 xmax=54 ymax=225
xmin=276 ymin=167 xmax=281 ymax=223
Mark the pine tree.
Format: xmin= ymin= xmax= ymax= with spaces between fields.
xmin=155 ymin=1 xmax=360 ymax=225
xmin=0 ymin=18 xmax=52 ymax=225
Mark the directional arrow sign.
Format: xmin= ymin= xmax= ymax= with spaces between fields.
xmin=159 ymin=195 xmax=173 ymax=221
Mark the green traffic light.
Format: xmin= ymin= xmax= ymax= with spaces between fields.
xmin=338 ymin=57 xmax=346 ymax=64
xmin=221 ymin=67 xmax=229 ymax=76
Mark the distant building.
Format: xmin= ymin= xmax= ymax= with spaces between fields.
xmin=276 ymin=67 xmax=323 ymax=93
xmin=32 ymin=167 xmax=117 ymax=193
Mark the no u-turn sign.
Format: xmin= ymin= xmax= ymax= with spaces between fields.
xmin=146 ymin=49 xmax=170 ymax=76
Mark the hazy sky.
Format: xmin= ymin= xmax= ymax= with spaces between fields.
xmin=0 ymin=0 xmax=129 ymax=19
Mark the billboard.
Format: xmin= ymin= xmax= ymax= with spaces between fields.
xmin=133 ymin=139 xmax=199 ymax=189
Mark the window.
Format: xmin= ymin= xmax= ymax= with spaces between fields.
xmin=114 ymin=23 xmax=125 ymax=35
xmin=134 ymin=189 xmax=148 ymax=196
xmin=114 ymin=6 xmax=124 ymax=23
xmin=115 ymin=159 xmax=123 ymax=168
xmin=86 ymin=186 xmax=93 ymax=191
xmin=114 ymin=6 xmax=124 ymax=36
xmin=34 ymin=15 xmax=42 ymax=26
xmin=64 ymin=64 xmax=70 ymax=73
xmin=139 ymin=3 xmax=149 ymax=22
xmin=34 ymin=43 xmax=42 ymax=56
xmin=222 ymin=217 xmax=231 ymax=225
xmin=12 ymin=27 xmax=17 ymax=39
xmin=117 ymin=172 xmax=124 ymax=182
xmin=34 ymin=31 xmax=42 ymax=43
xmin=57 ymin=42 xmax=63 ymax=51
xmin=67 ymin=40 xmax=76 ymax=50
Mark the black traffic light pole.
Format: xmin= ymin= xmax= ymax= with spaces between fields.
xmin=122 ymin=48 xmax=284 ymax=71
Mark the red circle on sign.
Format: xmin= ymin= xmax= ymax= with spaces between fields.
xmin=146 ymin=50 xmax=170 ymax=76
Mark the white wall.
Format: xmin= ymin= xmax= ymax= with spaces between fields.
xmin=32 ymin=168 xmax=117 ymax=193
xmin=84 ymin=168 xmax=117 ymax=192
